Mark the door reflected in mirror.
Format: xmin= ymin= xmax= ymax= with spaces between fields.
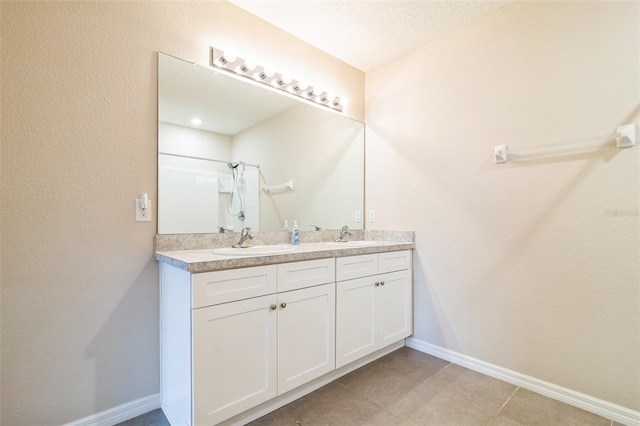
xmin=157 ymin=53 xmax=364 ymax=234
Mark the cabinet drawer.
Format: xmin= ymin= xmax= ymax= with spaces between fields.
xmin=336 ymin=254 xmax=378 ymax=281
xmin=277 ymin=258 xmax=335 ymax=292
xmin=192 ymin=265 xmax=277 ymax=308
xmin=378 ymin=250 xmax=411 ymax=274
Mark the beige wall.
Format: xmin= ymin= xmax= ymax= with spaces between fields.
xmin=366 ymin=0 xmax=639 ymax=411
xmin=0 ymin=2 xmax=363 ymax=425
xmin=2 ymin=0 xmax=638 ymax=423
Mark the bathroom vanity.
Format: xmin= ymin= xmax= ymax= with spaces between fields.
xmin=155 ymin=239 xmax=413 ymax=426
xmin=156 ymin=52 xmax=413 ymax=426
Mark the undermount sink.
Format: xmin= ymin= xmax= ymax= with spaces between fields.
xmin=325 ymin=241 xmax=382 ymax=247
xmin=213 ymin=245 xmax=295 ymax=256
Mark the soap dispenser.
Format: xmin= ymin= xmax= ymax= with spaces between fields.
xmin=291 ymin=221 xmax=300 ymax=245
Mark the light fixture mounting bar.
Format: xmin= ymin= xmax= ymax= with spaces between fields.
xmin=209 ymin=47 xmax=345 ymax=112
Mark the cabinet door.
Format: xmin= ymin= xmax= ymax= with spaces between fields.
xmin=277 ymin=283 xmax=336 ymax=395
xmin=192 ymin=294 xmax=277 ymax=426
xmin=377 ymin=270 xmax=413 ymax=348
xmin=335 ymin=276 xmax=377 ymax=368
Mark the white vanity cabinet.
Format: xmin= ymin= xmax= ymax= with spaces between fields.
xmin=192 ymin=282 xmax=336 ymax=425
xmin=160 ymin=248 xmax=412 ymax=426
xmin=335 ymin=251 xmax=413 ymax=368
xmin=161 ymin=258 xmax=336 ymax=426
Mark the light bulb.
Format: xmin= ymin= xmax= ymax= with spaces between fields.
xmin=287 ymin=80 xmax=307 ymax=94
xmin=263 ymin=68 xmax=274 ymax=78
xmin=214 ymin=50 xmax=237 ymax=68
xmin=315 ymin=92 xmax=327 ymax=103
xmin=280 ymin=74 xmax=292 ymax=85
xmin=234 ymin=61 xmax=256 ymax=74
xmin=272 ymin=73 xmax=293 ymax=87
xmin=253 ymin=68 xmax=274 ymax=81
xmin=222 ymin=51 xmax=237 ymax=63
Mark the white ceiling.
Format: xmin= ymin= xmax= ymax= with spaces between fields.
xmin=228 ymin=0 xmax=512 ymax=72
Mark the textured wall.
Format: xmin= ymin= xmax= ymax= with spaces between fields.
xmin=0 ymin=2 xmax=363 ymax=425
xmin=366 ymin=1 xmax=639 ymax=410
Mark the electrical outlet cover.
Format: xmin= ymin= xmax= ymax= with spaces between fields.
xmin=135 ymin=199 xmax=152 ymax=222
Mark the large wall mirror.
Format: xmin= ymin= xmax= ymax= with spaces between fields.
xmin=157 ymin=53 xmax=364 ymax=234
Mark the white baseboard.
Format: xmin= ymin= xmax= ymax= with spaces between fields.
xmin=63 ymin=393 xmax=160 ymax=426
xmin=406 ymin=338 xmax=639 ymax=426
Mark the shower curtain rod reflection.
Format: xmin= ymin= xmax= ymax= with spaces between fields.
xmin=159 ymin=152 xmax=260 ymax=168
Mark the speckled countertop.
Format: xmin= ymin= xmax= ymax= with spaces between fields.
xmin=155 ymin=230 xmax=414 ymax=273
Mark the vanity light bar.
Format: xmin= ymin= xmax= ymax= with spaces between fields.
xmin=210 ymin=47 xmax=346 ymax=112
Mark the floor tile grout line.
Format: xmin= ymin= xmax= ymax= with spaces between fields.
xmin=335 ymin=380 xmax=351 ymax=391
xmin=334 ymin=360 xmax=430 ymax=423
xmin=375 ymin=357 xmax=436 ymax=385
xmin=334 ymin=376 xmax=390 ymax=413
xmin=421 ymin=361 xmax=453 ymax=384
xmin=497 ymin=386 xmax=520 ymax=415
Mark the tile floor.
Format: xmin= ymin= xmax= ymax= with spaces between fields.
xmin=118 ymin=347 xmax=620 ymax=426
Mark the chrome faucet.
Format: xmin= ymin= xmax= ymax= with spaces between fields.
xmin=335 ymin=225 xmax=352 ymax=242
xmin=233 ymin=227 xmax=254 ymax=248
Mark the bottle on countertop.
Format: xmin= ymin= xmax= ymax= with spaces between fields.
xmin=283 ymin=220 xmax=290 ymax=232
xmin=291 ymin=221 xmax=300 ymax=245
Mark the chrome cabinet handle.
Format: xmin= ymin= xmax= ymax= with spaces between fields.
xmin=380 ymin=281 xmax=385 ymax=286
xmin=270 ymin=304 xmax=277 ymax=311
xmin=375 ymin=282 xmax=380 ymax=287
xmin=280 ymin=302 xmax=287 ymax=309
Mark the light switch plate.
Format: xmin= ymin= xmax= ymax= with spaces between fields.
xmin=355 ymin=210 xmax=362 ymax=223
xmin=135 ymin=199 xmax=152 ymax=222
xmin=368 ymin=209 xmax=376 ymax=223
